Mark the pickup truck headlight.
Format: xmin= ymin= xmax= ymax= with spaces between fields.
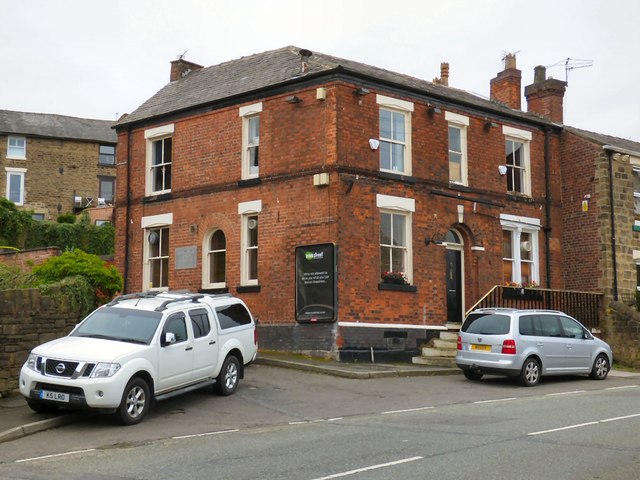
xmin=91 ymin=363 xmax=121 ymax=378
xmin=26 ymin=353 xmax=38 ymax=371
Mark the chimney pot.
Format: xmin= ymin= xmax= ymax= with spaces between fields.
xmin=440 ymin=62 xmax=449 ymax=86
xmin=504 ymin=53 xmax=517 ymax=70
xmin=533 ymin=65 xmax=547 ymax=83
xmin=299 ymin=48 xmax=312 ymax=74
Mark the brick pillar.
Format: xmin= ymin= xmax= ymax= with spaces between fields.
xmin=490 ymin=54 xmax=522 ymax=110
xmin=524 ymin=65 xmax=567 ymax=123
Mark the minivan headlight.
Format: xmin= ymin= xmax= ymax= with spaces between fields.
xmin=26 ymin=353 xmax=38 ymax=371
xmin=91 ymin=363 xmax=121 ymax=378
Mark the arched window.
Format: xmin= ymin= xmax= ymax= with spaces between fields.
xmin=203 ymin=229 xmax=226 ymax=288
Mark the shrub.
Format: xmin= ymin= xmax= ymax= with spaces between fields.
xmin=32 ymin=249 xmax=123 ymax=305
xmin=57 ymin=213 xmax=76 ymax=224
xmin=0 ymin=198 xmax=32 ymax=247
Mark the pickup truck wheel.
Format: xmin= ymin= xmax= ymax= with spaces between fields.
xmin=116 ymin=377 xmax=150 ymax=425
xmin=26 ymin=399 xmax=59 ymax=414
xmin=215 ymin=355 xmax=240 ymax=396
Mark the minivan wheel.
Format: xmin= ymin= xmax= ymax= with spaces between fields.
xmin=115 ymin=377 xmax=150 ymax=425
xmin=590 ymin=354 xmax=609 ymax=380
xmin=215 ymin=355 xmax=240 ymax=396
xmin=463 ymin=369 xmax=484 ymax=381
xmin=519 ymin=358 xmax=541 ymax=387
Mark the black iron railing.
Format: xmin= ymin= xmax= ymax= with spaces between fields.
xmin=467 ymin=286 xmax=603 ymax=330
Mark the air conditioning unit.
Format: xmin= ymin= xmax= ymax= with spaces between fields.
xmin=97 ymin=198 xmax=106 ymax=207
xmin=74 ymin=196 xmax=83 ymax=207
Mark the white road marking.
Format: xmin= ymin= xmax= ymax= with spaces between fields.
xmin=605 ymin=385 xmax=639 ymax=391
xmin=15 ymin=449 xmax=96 ymax=463
xmin=311 ymin=456 xmax=424 ymax=480
xmin=529 ymin=413 xmax=640 ymax=436
xmin=382 ymin=406 xmax=434 ymax=415
xmin=473 ymin=397 xmax=516 ymax=404
xmin=172 ymin=428 xmax=238 ymax=439
xmin=545 ymin=390 xmax=586 ymax=396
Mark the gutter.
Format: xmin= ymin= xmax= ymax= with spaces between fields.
xmin=124 ymin=126 xmax=132 ymax=293
xmin=603 ymin=146 xmax=619 ymax=301
xmin=544 ymin=127 xmax=552 ymax=288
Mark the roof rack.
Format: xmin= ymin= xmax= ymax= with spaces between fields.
xmin=154 ymin=294 xmax=205 ymax=312
xmin=106 ymin=291 xmax=161 ymax=306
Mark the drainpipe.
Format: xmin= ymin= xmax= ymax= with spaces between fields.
xmin=603 ymin=147 xmax=619 ymax=301
xmin=124 ymin=126 xmax=132 ymax=293
xmin=543 ymin=128 xmax=552 ymax=289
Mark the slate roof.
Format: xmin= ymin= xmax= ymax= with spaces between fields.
xmin=565 ymin=126 xmax=640 ymax=156
xmin=0 ymin=110 xmax=116 ymax=143
xmin=117 ymin=45 xmax=555 ymax=129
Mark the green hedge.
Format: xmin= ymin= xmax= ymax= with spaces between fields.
xmin=0 ymin=198 xmax=114 ymax=255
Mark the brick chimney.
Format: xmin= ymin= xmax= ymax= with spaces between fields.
xmin=490 ymin=53 xmax=522 ymax=110
xmin=433 ymin=62 xmax=449 ymax=86
xmin=524 ymin=65 xmax=567 ymax=123
xmin=170 ymin=58 xmax=204 ymax=82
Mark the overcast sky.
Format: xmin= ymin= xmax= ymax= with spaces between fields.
xmin=1 ymin=0 xmax=638 ymax=142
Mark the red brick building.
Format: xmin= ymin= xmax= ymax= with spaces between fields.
xmin=113 ymin=47 xmax=600 ymax=358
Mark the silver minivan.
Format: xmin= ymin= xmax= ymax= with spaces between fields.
xmin=456 ymin=308 xmax=613 ymax=386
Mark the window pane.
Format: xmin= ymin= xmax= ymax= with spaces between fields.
xmin=392 ymin=214 xmax=405 ymax=247
xmin=449 ymin=153 xmax=462 ymax=182
xmin=163 ymin=138 xmax=172 ymax=163
xmin=448 ymin=127 xmax=461 ymax=152
xmin=502 ymin=230 xmax=512 ymax=258
xmin=380 ymin=110 xmax=392 ymax=138
xmin=391 ymin=248 xmax=404 ymax=272
xmin=248 ymin=116 xmax=260 ymax=141
xmin=520 ymin=262 xmax=531 ymax=285
xmin=391 ymin=143 xmax=404 ymax=171
xmin=248 ymin=248 xmax=258 ymax=280
xmin=503 ymin=260 xmax=513 ymax=284
xmin=512 ymin=142 xmax=523 ymax=167
xmin=8 ymin=174 xmax=21 ymax=203
xmin=211 ymin=250 xmax=226 ymax=283
xmin=211 ymin=230 xmax=226 ymax=250
xmin=380 ymin=141 xmax=391 ymax=170
xmin=248 ymin=216 xmax=258 ymax=247
xmin=380 ymin=213 xmax=391 ymax=244
xmin=520 ymin=232 xmax=531 ymax=260
xmin=160 ymin=228 xmax=169 ymax=256
xmin=392 ymin=112 xmax=405 ymax=141
xmin=380 ymin=246 xmax=391 ymax=274
xmin=249 ymin=146 xmax=259 ymax=173
xmin=99 ymin=179 xmax=114 ymax=202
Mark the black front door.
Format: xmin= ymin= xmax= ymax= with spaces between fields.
xmin=446 ymin=249 xmax=462 ymax=323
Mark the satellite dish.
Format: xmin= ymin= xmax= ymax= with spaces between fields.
xmin=148 ymin=231 xmax=160 ymax=245
xmin=247 ymin=218 xmax=258 ymax=230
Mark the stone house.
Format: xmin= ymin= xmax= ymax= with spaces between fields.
xmin=115 ymin=46 xmax=604 ymax=358
xmin=560 ymin=127 xmax=640 ymax=303
xmin=0 ymin=110 xmax=117 ymax=223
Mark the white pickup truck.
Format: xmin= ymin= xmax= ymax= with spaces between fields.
xmin=19 ymin=291 xmax=258 ymax=424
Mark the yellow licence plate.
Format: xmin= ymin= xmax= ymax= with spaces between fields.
xmin=471 ymin=344 xmax=491 ymax=351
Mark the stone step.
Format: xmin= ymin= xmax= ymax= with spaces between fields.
xmin=433 ymin=338 xmax=457 ymax=349
xmin=421 ymin=346 xmax=456 ymax=358
xmin=412 ymin=356 xmax=457 ymax=368
xmin=439 ymin=331 xmax=459 ymax=341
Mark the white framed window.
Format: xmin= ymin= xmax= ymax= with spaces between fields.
xmin=377 ymin=194 xmax=414 ymax=284
xmin=240 ymin=102 xmax=262 ymax=179
xmin=142 ymin=213 xmax=173 ymax=291
xmin=7 ymin=136 xmax=26 ymax=159
xmin=203 ymin=229 xmax=226 ymax=289
xmin=239 ymin=200 xmax=262 ymax=285
xmin=503 ymin=126 xmax=532 ymax=196
xmin=445 ymin=112 xmax=469 ymax=185
xmin=377 ymin=94 xmax=413 ymax=175
xmin=5 ymin=167 xmax=26 ymax=205
xmin=501 ymin=214 xmax=540 ymax=285
xmin=99 ymin=176 xmax=115 ymax=204
xmin=145 ymin=124 xmax=174 ymax=195
xmin=634 ymin=250 xmax=640 ymax=292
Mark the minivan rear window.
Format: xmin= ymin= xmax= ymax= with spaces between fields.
xmin=461 ymin=313 xmax=511 ymax=335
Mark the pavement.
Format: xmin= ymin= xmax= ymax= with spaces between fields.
xmin=1 ymin=352 xmax=637 ymax=444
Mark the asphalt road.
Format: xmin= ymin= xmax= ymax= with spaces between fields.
xmin=0 ymin=365 xmax=639 ymax=479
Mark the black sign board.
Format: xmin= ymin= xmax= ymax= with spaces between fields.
xmin=295 ymin=243 xmax=337 ymax=323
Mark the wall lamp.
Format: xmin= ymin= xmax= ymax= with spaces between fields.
xmin=354 ymin=87 xmax=370 ymax=96
xmin=427 ymin=104 xmax=442 ymax=116
xmin=285 ymin=95 xmax=302 ymax=104
xmin=424 ymin=233 xmax=446 ymax=246
xmin=484 ymin=118 xmax=498 ymax=130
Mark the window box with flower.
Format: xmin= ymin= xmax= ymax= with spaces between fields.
xmin=502 ymin=281 xmax=542 ymax=300
xmin=379 ymin=271 xmax=417 ymax=292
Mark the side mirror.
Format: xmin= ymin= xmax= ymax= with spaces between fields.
xmin=161 ymin=332 xmax=176 ymax=347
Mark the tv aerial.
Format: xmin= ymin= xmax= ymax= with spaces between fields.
xmin=546 ymin=57 xmax=593 ymax=84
